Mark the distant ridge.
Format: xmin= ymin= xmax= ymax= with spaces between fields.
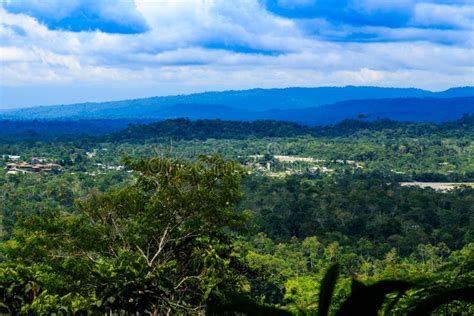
xmin=1 ymin=86 xmax=473 ymax=124
xmin=106 ymin=114 xmax=474 ymax=142
xmin=258 ymin=96 xmax=474 ymax=125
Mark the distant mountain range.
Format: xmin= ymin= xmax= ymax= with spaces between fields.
xmin=1 ymin=86 xmax=473 ymax=125
xmin=259 ymin=97 xmax=474 ymax=125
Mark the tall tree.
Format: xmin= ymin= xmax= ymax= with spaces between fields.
xmin=4 ymin=155 xmax=248 ymax=314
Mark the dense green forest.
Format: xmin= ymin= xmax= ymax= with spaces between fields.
xmin=1 ymin=118 xmax=473 ymax=314
xmin=0 ymin=119 xmax=155 ymax=142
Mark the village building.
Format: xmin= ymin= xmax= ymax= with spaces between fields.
xmin=4 ymin=159 xmax=64 ymax=174
xmin=30 ymin=157 xmax=46 ymax=165
xmin=2 ymin=155 xmax=21 ymax=161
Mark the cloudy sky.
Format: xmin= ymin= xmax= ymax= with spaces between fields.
xmin=0 ymin=0 xmax=473 ymax=108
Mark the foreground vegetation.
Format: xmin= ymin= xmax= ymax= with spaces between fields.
xmin=1 ymin=117 xmax=473 ymax=314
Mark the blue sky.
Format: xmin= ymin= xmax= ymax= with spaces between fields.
xmin=0 ymin=0 xmax=473 ymax=108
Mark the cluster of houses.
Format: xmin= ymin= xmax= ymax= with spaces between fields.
xmin=4 ymin=157 xmax=63 ymax=175
xmin=242 ymin=154 xmax=364 ymax=176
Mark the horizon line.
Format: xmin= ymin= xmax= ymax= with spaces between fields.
xmin=2 ymin=85 xmax=473 ymax=111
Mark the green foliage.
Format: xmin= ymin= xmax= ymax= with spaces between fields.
xmin=241 ymin=175 xmax=474 ymax=256
xmin=1 ymin=117 xmax=473 ymax=314
xmin=2 ymin=156 xmax=249 ymax=314
xmin=0 ymin=265 xmax=37 ymax=314
xmin=284 ymin=276 xmax=320 ymax=313
xmin=106 ymin=115 xmax=474 ymax=144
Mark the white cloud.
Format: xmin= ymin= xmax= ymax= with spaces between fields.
xmin=412 ymin=3 xmax=474 ymax=29
xmin=2 ymin=0 xmax=148 ymax=33
xmin=0 ymin=46 xmax=35 ymax=62
xmin=2 ymin=0 xmax=82 ymax=19
xmin=0 ymin=0 xmax=473 ymax=108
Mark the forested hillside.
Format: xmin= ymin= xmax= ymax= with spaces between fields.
xmin=1 ymin=116 xmax=473 ymax=313
xmin=108 ymin=115 xmax=474 ymax=142
xmin=2 ymin=114 xmax=473 ymax=143
xmin=0 ymin=119 xmax=156 ymax=142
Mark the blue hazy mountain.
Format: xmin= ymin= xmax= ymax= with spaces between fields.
xmin=109 ymin=97 xmax=474 ymax=124
xmin=1 ymin=86 xmax=473 ymax=124
xmin=258 ymin=97 xmax=474 ymax=125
